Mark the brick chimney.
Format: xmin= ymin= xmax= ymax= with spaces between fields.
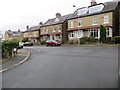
xmin=26 ymin=25 xmax=29 ymax=30
xmin=91 ymin=0 xmax=97 ymax=6
xmin=56 ymin=13 xmax=61 ymax=19
xmin=18 ymin=29 xmax=20 ymax=32
xmin=39 ymin=22 xmax=43 ymax=25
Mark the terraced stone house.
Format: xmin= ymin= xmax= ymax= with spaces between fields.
xmin=40 ymin=13 xmax=71 ymax=43
xmin=23 ymin=23 xmax=42 ymax=44
xmin=67 ymin=0 xmax=119 ymax=43
xmin=4 ymin=30 xmax=23 ymax=41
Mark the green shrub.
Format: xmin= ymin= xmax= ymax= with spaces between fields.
xmin=80 ymin=38 xmax=85 ymax=44
xmin=2 ymin=39 xmax=19 ymax=58
xmin=41 ymin=40 xmax=47 ymax=45
xmin=22 ymin=38 xmax=28 ymax=43
xmin=88 ymin=36 xmax=96 ymax=43
xmin=112 ymin=36 xmax=120 ymax=44
xmin=83 ymin=37 xmax=89 ymax=42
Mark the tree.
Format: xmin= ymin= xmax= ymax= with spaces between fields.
xmin=100 ymin=25 xmax=106 ymax=43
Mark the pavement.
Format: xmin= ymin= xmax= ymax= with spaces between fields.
xmin=1 ymin=49 xmax=30 ymax=73
xmin=2 ymin=46 xmax=119 ymax=88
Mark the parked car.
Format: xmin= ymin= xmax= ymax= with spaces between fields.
xmin=46 ymin=40 xmax=61 ymax=46
xmin=23 ymin=42 xmax=33 ymax=46
xmin=18 ymin=42 xmax=24 ymax=49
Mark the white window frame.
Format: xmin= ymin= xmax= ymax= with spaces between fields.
xmin=106 ymin=27 xmax=110 ymax=37
xmin=46 ymin=28 xmax=48 ymax=33
xmin=104 ymin=15 xmax=109 ymax=24
xmin=88 ymin=29 xmax=99 ymax=38
xmin=42 ymin=28 xmax=44 ymax=34
xmin=70 ymin=21 xmax=74 ymax=28
xmin=34 ymin=32 xmax=37 ymax=36
xmin=70 ymin=32 xmax=74 ymax=38
xmin=77 ymin=8 xmax=88 ymax=16
xmin=29 ymin=32 xmax=32 ymax=37
xmin=92 ymin=17 xmax=98 ymax=25
xmin=89 ymin=4 xmax=104 ymax=14
xmin=24 ymin=34 xmax=27 ymax=37
xmin=53 ymin=26 xmax=55 ymax=32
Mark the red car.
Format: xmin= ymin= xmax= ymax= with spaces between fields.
xmin=46 ymin=40 xmax=61 ymax=46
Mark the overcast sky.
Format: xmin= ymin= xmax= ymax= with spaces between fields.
xmin=0 ymin=0 xmax=118 ymax=34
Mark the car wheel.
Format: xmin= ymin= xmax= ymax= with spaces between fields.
xmin=46 ymin=44 xmax=49 ymax=47
xmin=53 ymin=44 xmax=55 ymax=46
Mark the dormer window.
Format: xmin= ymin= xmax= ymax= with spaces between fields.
xmin=89 ymin=4 xmax=104 ymax=13
xmin=55 ymin=18 xmax=59 ymax=22
xmin=77 ymin=8 xmax=88 ymax=16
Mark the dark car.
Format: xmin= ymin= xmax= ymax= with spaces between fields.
xmin=23 ymin=42 xmax=33 ymax=46
xmin=46 ymin=40 xmax=61 ymax=46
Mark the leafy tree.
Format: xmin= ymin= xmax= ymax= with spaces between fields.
xmin=100 ymin=25 xmax=106 ymax=43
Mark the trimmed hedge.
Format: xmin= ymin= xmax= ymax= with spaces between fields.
xmin=80 ymin=38 xmax=85 ymax=44
xmin=22 ymin=38 xmax=28 ymax=43
xmin=41 ymin=40 xmax=47 ymax=45
xmin=2 ymin=39 xmax=19 ymax=58
xmin=112 ymin=36 xmax=120 ymax=44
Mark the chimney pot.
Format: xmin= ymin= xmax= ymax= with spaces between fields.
xmin=18 ymin=29 xmax=20 ymax=32
xmin=91 ymin=0 xmax=97 ymax=6
xmin=39 ymin=22 xmax=43 ymax=25
xmin=56 ymin=13 xmax=61 ymax=18
xmin=26 ymin=25 xmax=29 ymax=30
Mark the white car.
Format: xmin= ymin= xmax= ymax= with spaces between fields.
xmin=18 ymin=42 xmax=24 ymax=49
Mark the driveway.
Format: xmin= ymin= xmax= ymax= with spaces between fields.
xmin=2 ymin=46 xmax=118 ymax=88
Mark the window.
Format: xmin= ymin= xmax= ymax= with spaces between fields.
xmin=53 ymin=26 xmax=55 ymax=32
xmin=89 ymin=29 xmax=99 ymax=37
xmin=77 ymin=8 xmax=88 ymax=15
xmin=74 ymin=30 xmax=83 ymax=38
xmin=34 ymin=32 xmax=36 ymax=36
xmin=93 ymin=17 xmax=97 ymax=25
xmin=46 ymin=28 xmax=48 ymax=33
xmin=78 ymin=19 xmax=82 ymax=27
xmin=43 ymin=36 xmax=47 ymax=40
xmin=42 ymin=28 xmax=44 ymax=33
xmin=55 ymin=18 xmax=59 ymax=22
xmin=89 ymin=4 xmax=104 ymax=14
xmin=70 ymin=30 xmax=83 ymax=38
xmin=29 ymin=32 xmax=32 ymax=36
xmin=106 ymin=28 xmax=110 ymax=37
xmin=70 ymin=32 xmax=74 ymax=38
xmin=24 ymin=34 xmax=27 ymax=37
xmin=70 ymin=21 xmax=74 ymax=28
xmin=104 ymin=15 xmax=109 ymax=24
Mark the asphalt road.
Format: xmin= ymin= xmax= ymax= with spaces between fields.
xmin=2 ymin=46 xmax=118 ymax=88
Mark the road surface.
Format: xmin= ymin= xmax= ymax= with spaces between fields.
xmin=2 ymin=46 xmax=118 ymax=88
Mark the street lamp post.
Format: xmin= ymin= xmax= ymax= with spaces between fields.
xmin=73 ymin=5 xmax=80 ymax=45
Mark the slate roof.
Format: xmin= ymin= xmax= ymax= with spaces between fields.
xmin=41 ymin=14 xmax=71 ymax=27
xmin=24 ymin=25 xmax=41 ymax=32
xmin=68 ymin=2 xmax=118 ymax=20
xmin=6 ymin=30 xmax=22 ymax=37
